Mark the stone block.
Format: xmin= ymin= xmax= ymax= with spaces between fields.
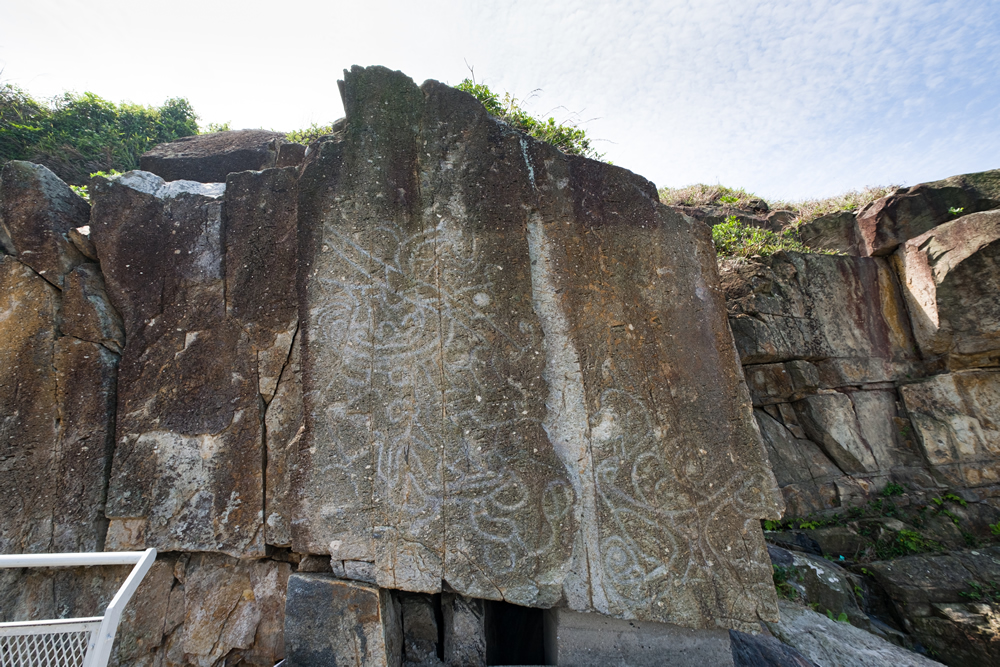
xmin=892 ymin=210 xmax=1000 ymax=369
xmin=400 ymin=593 xmax=441 ymax=665
xmin=793 ymin=393 xmax=878 ymax=474
xmin=543 ymin=607 xmax=735 ymax=667
xmin=900 ymin=370 xmax=1000 ymax=488
xmin=856 ymin=168 xmax=1000 ymax=256
xmin=293 ymin=65 xmax=781 ymax=632
xmin=284 ymin=574 xmax=401 ymax=667
xmin=139 ymin=129 xmax=287 ymax=183
xmin=0 ymin=160 xmax=88 ymax=286
xmin=443 ymin=594 xmax=485 ymax=667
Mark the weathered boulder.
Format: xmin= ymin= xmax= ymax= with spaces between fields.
xmin=796 ymin=210 xmax=863 ymax=255
xmin=865 ymin=548 xmax=1000 ymax=666
xmin=857 ymin=169 xmax=1000 ymax=256
xmin=139 ymin=129 xmax=288 ymax=183
xmin=768 ymin=545 xmax=868 ymax=628
xmin=722 ymin=252 xmax=921 ymax=385
xmin=765 ymin=600 xmax=944 ymax=666
xmin=0 ymin=160 xmax=88 ymax=286
xmin=292 ymin=65 xmax=781 ymax=631
xmin=892 ymin=210 xmax=1000 ymax=370
xmin=284 ymin=574 xmax=402 ymax=667
xmin=900 ymin=371 xmax=1000 ymax=489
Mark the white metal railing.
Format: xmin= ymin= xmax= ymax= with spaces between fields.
xmin=0 ymin=549 xmax=156 ymax=667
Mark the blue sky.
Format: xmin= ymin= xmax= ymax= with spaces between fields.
xmin=2 ymin=0 xmax=998 ymax=200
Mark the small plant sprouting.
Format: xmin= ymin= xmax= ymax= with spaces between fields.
xmin=825 ymin=609 xmax=849 ymax=623
xmin=881 ymin=483 xmax=906 ymax=498
xmin=711 ymin=216 xmax=829 ymax=258
xmin=990 ymin=522 xmax=1000 ymax=536
xmin=763 ymin=520 xmax=781 ymax=531
xmin=772 ymin=565 xmax=798 ymax=600
xmin=960 ymin=580 xmax=1000 ymax=603
xmin=949 ymin=206 xmax=965 ymax=215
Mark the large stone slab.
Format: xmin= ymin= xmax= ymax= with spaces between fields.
xmin=892 ymin=210 xmax=1000 ymax=370
xmin=294 ymin=65 xmax=781 ymax=631
xmin=61 ymin=262 xmax=125 ymax=354
xmin=139 ymin=129 xmax=287 ymax=183
xmin=0 ymin=160 xmax=88 ymax=286
xmin=856 ymin=168 xmax=1000 ymax=256
xmin=765 ymin=600 xmax=943 ymax=667
xmin=543 ymin=607 xmax=735 ymax=667
xmin=900 ymin=370 xmax=1000 ymax=488
xmin=284 ymin=574 xmax=401 ymax=667
xmin=723 ymin=252 xmax=921 ymax=385
xmin=91 ymin=172 xmax=264 ymax=556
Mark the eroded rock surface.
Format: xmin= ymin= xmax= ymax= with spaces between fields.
xmin=292 ymin=65 xmax=781 ymax=631
xmin=892 ymin=210 xmax=1000 ymax=370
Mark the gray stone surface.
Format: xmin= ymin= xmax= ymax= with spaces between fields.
xmin=543 ymin=607 xmax=735 ymax=666
xmin=401 ymin=593 xmax=441 ymax=665
xmin=892 ymin=210 xmax=1000 ymax=370
xmin=294 ymin=64 xmax=781 ymax=631
xmin=284 ymin=574 xmax=401 ymax=667
xmin=730 ymin=629 xmax=818 ymax=667
xmin=0 ymin=160 xmax=88 ymax=286
xmin=765 ymin=600 xmax=943 ymax=667
xmin=900 ymin=370 xmax=1000 ymax=488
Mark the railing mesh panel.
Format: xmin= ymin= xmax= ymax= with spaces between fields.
xmin=0 ymin=630 xmax=90 ymax=667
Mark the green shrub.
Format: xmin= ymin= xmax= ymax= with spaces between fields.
xmin=285 ymin=123 xmax=337 ymax=146
xmin=1 ymin=83 xmax=198 ymax=185
xmin=454 ymin=79 xmax=602 ymax=160
xmin=711 ymin=215 xmax=817 ymax=258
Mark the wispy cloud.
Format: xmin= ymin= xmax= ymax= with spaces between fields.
xmin=1 ymin=0 xmax=997 ymax=199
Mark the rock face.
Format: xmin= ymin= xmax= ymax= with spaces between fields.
xmin=0 ymin=160 xmax=88 ymax=286
xmin=91 ymin=169 xmax=299 ymax=558
xmin=900 ymin=371 xmax=1000 ymax=489
xmin=892 ymin=210 xmax=1000 ymax=370
xmin=291 ymin=65 xmax=781 ymax=631
xmin=9 ymin=63 xmax=1000 ymax=665
xmin=865 ymin=548 xmax=1000 ymax=666
xmin=139 ymin=129 xmax=291 ymax=183
xmin=856 ymin=169 xmax=1000 ymax=256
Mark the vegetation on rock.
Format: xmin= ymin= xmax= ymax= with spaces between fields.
xmin=660 ymin=182 xmax=900 ymax=226
xmin=0 ymin=83 xmax=198 ymax=185
xmin=455 ymin=79 xmax=603 ymax=160
xmin=711 ymin=215 xmax=826 ymax=258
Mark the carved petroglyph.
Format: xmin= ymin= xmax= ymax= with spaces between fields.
xmin=295 ymin=66 xmax=780 ymax=630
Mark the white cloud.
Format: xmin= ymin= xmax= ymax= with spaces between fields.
xmin=1 ymin=0 xmax=997 ymax=200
